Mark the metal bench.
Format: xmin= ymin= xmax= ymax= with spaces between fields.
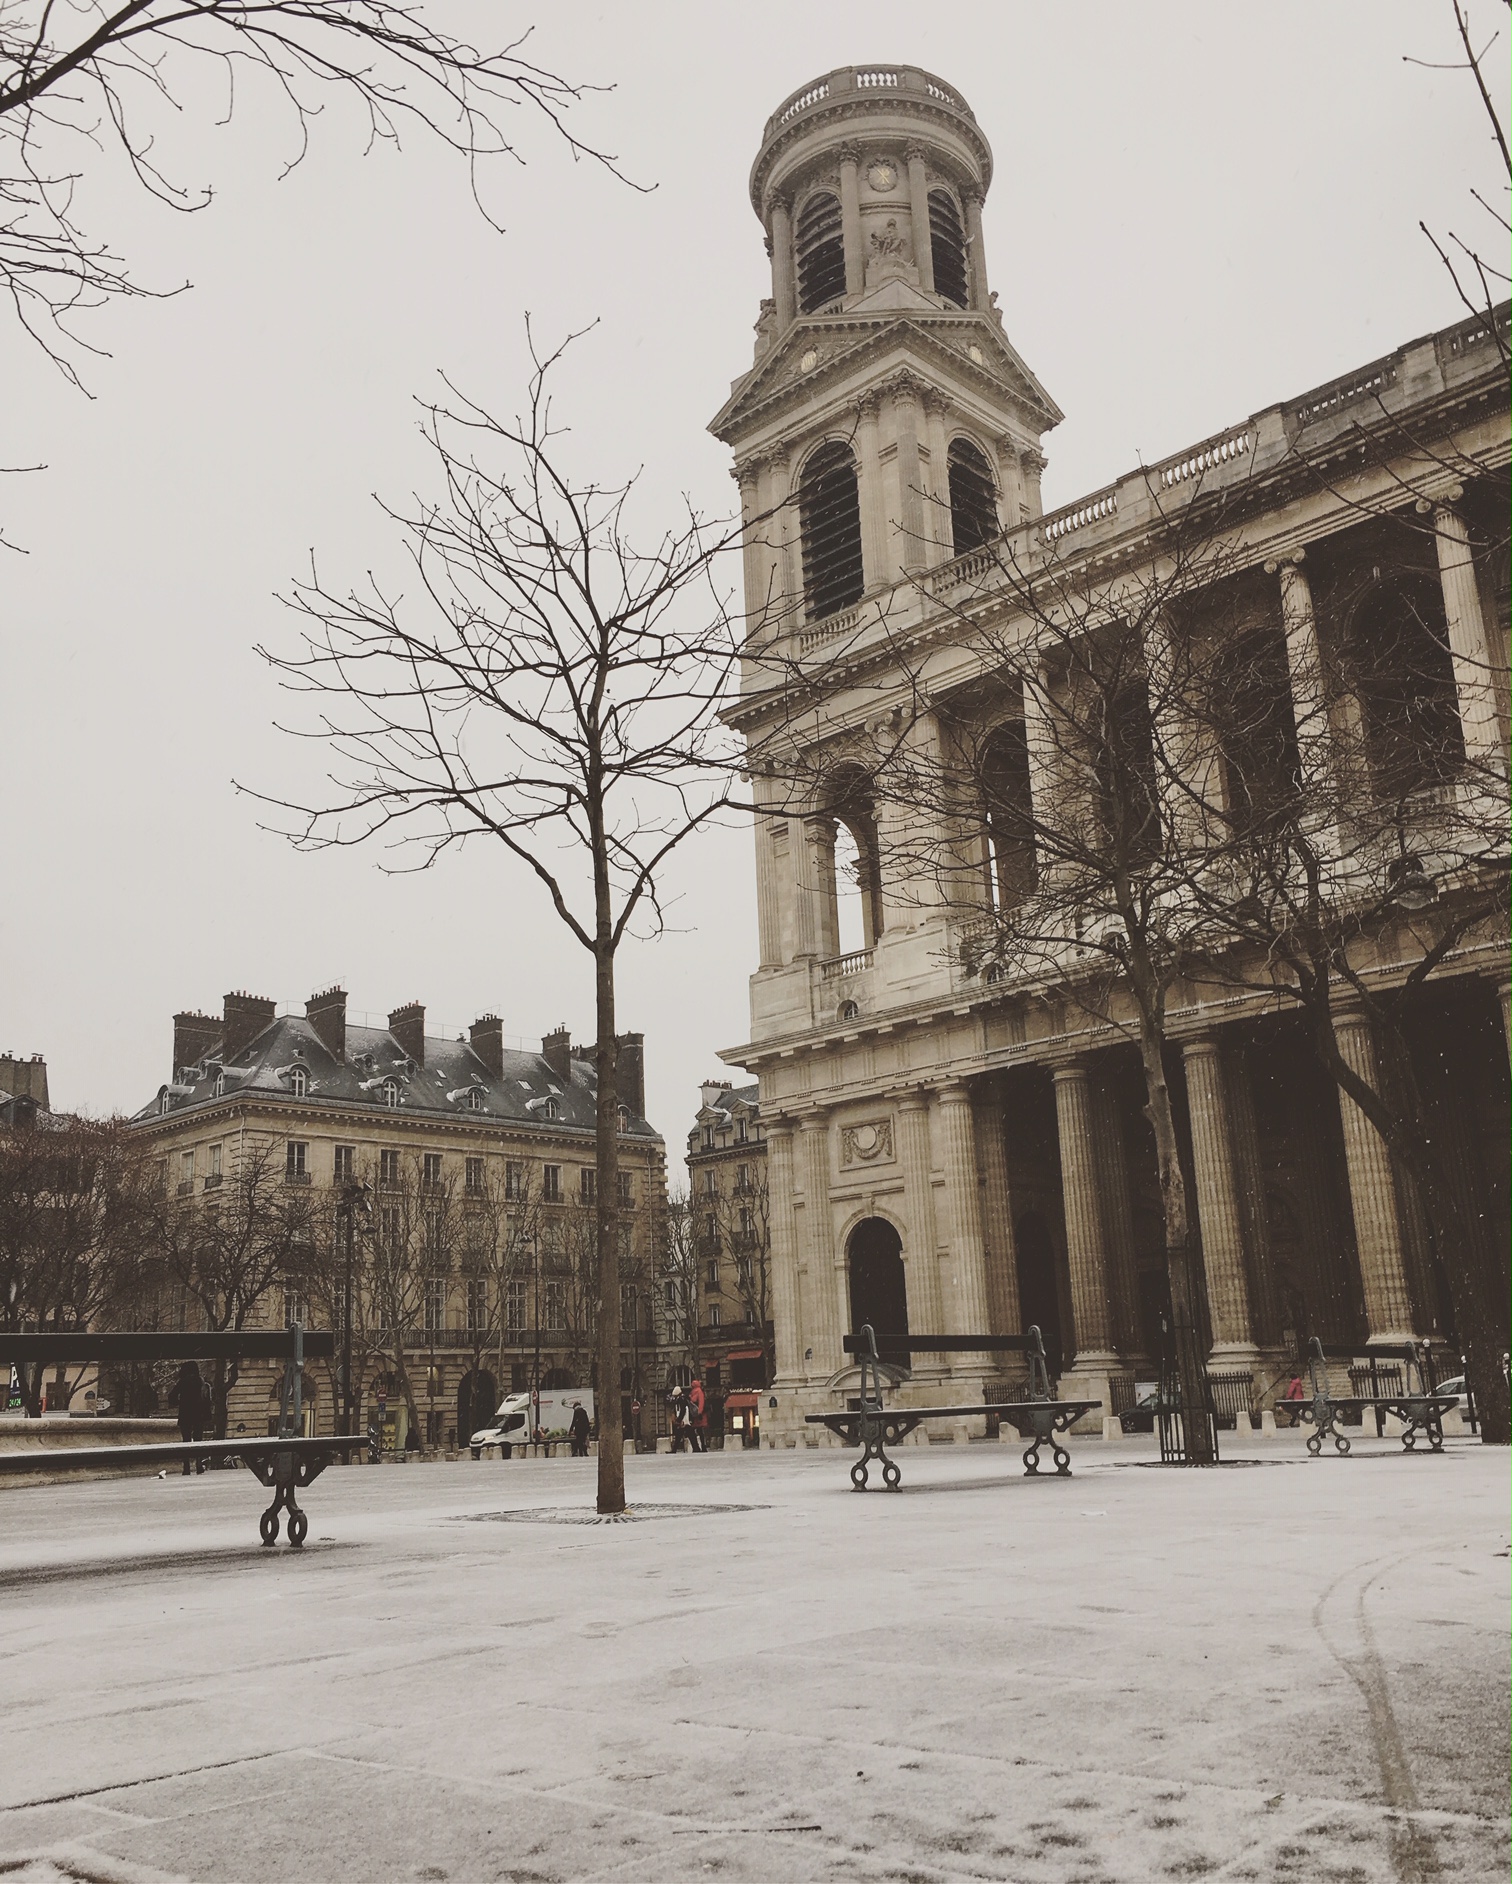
xmin=1287 ymin=1336 xmax=1457 ymax=1456
xmin=0 ymin=1327 xmax=367 ymax=1545
xmin=805 ymin=1326 xmax=1100 ymax=1490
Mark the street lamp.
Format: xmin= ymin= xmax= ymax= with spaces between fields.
xmin=338 ymin=1179 xmax=371 ymax=1439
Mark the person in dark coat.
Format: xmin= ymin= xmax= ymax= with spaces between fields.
xmin=170 ymin=1362 xmax=208 ymax=1475
xmin=688 ymin=1378 xmax=708 ymax=1454
xmin=569 ymin=1401 xmax=591 ymax=1457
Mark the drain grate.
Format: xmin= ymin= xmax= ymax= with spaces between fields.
xmin=465 ymin=1502 xmax=765 ymax=1526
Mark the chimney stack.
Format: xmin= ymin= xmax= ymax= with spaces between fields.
xmin=469 ymin=1014 xmax=504 ymax=1080
xmin=699 ymin=1076 xmax=731 ymax=1113
xmin=388 ymin=1001 xmax=426 ymax=1069
xmin=173 ymin=1012 xmax=220 ymax=1078
xmin=0 ymin=1053 xmax=50 ymax=1110
xmin=223 ymin=993 xmax=277 ymax=1061
xmin=306 ymin=986 xmax=347 ymax=1062
xmin=542 ymin=1025 xmax=572 ymax=1084
xmin=617 ymin=1032 xmax=647 ymax=1119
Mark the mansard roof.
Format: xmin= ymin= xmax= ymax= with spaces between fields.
xmin=134 ymin=1014 xmax=661 ymax=1142
xmin=710 ymin=309 xmax=1063 ymax=448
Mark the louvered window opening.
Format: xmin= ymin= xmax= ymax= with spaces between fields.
xmin=948 ymin=439 xmax=998 ymax=553
xmin=929 ymin=190 xmax=969 ymax=308
xmin=797 ymin=192 xmax=846 ymax=313
xmin=800 ymin=442 xmax=865 ymax=623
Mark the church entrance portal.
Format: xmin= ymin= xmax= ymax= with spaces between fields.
xmin=847 ymin=1217 xmax=909 ymax=1363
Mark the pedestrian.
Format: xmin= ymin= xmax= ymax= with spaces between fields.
xmin=669 ymin=1386 xmax=688 ymax=1452
xmin=569 ymin=1400 xmax=591 ymax=1458
xmin=688 ymin=1377 xmax=708 ymax=1454
xmin=170 ymin=1362 xmax=208 ymax=1475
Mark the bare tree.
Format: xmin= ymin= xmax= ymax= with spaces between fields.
xmin=658 ymin=1188 xmax=701 ymax=1400
xmin=0 ymin=1111 xmax=153 ymax=1414
xmin=152 ymin=1135 xmax=317 ymax=1435
xmin=707 ymin=1161 xmax=772 ymax=1382
xmin=253 ymin=338 xmax=753 ymax=1510
xmin=1 ymin=1 xmax=619 ymax=385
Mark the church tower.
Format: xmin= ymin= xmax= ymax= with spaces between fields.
xmin=710 ymin=64 xmax=1063 ymax=624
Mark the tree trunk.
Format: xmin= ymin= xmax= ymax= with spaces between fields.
xmin=594 ymin=936 xmax=625 ymax=1512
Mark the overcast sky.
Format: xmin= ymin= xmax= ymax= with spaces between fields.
xmin=2 ymin=1 xmax=1500 ymax=1165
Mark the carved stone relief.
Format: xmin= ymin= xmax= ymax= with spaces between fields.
xmin=840 ymin=1118 xmax=895 ymax=1166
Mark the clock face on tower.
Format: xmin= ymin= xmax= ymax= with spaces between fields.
xmin=866 ymin=160 xmax=898 ymax=193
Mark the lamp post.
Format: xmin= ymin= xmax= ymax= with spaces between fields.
xmin=338 ymin=1179 xmax=371 ymax=1439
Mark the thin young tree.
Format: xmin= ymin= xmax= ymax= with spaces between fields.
xmin=252 ymin=337 xmax=752 ymax=1511
xmin=1 ymin=1 xmax=618 ymax=384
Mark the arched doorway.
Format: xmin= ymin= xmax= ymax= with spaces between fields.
xmin=457 ymin=1368 xmax=497 ymax=1445
xmin=1014 ymin=1212 xmax=1064 ymax=1379
xmin=847 ymin=1217 xmax=909 ymax=1363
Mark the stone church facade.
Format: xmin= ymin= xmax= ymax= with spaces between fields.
xmin=708 ymin=66 xmax=1510 ymax=1445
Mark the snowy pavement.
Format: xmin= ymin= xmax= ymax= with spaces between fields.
xmin=0 ymin=1430 xmax=1506 ymax=1884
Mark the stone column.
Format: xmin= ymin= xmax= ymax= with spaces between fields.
xmin=764 ymin=446 xmax=800 ymax=625
xmin=764 ymin=1121 xmax=804 ymax=1382
xmin=1022 ymin=663 xmax=1069 ymax=885
xmin=769 ymin=194 xmax=796 ymax=328
xmin=936 ymin=1083 xmax=992 ymax=1339
xmin=1181 ymin=1035 xmax=1261 ymax=1366
xmin=854 ymin=391 xmax=887 ymax=593
xmin=996 ymin=437 xmax=1026 ymax=528
xmin=1020 ymin=447 xmax=1046 ymax=521
xmin=735 ymin=458 xmax=765 ymax=631
xmin=1426 ymin=495 xmax=1504 ymax=768
xmin=1225 ymin=1041 xmax=1281 ymax=1354
xmin=905 ymin=145 xmax=934 ymax=293
xmin=752 ymin=784 xmax=784 ymax=970
xmin=922 ymin=386 xmax=951 ymax=564
xmin=896 ymin=1091 xmax=944 ymax=1349
xmin=838 ymin=146 xmax=863 ymax=298
xmin=1145 ymin=610 xmax=1217 ymax=852
xmin=1050 ymin=1061 xmax=1120 ymax=1382
xmin=974 ymin=1092 xmax=1023 ymax=1339
xmin=889 ymin=373 xmax=926 ymax=574
xmin=799 ymin=1112 xmax=839 ymax=1375
xmin=1269 ymin=551 xmax=1339 ymax=802
xmin=961 ymin=185 xmax=989 ymax=311
xmin=792 ymin=816 xmax=834 ymax=962
xmin=1090 ymin=1073 xmax=1146 ymax=1367
xmin=1331 ymin=1002 xmax=1418 ymax=1342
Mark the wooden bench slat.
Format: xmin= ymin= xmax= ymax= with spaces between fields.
xmin=0 ymin=1436 xmax=368 ymax=1474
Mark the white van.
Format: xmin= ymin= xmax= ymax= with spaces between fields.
xmin=470 ymin=1389 xmax=594 ymax=1458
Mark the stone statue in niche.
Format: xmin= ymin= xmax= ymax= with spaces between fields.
xmin=840 ymin=1119 xmax=895 ymax=1166
xmin=869 ymin=219 xmax=911 ymax=266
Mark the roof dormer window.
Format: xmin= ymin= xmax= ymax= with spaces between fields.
xmin=466 ymin=1088 xmax=483 ymax=1112
xmin=290 ymin=1067 xmax=308 ymax=1099
xmin=382 ymin=1078 xmax=400 ymax=1108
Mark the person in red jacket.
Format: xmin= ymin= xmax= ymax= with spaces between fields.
xmin=688 ymin=1378 xmax=708 ymax=1453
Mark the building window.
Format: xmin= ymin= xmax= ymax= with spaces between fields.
xmin=620 ymin=1283 xmax=637 ymax=1330
xmin=707 ymin=1258 xmax=720 ymax=1288
xmin=709 ymin=1304 xmax=722 ymax=1329
xmin=285 ymin=1140 xmax=308 ymax=1181
xmin=466 ymin=1276 xmax=488 ymax=1334
xmin=735 ymin=1164 xmax=750 ymax=1193
xmin=795 ymin=189 xmax=845 ymax=312
xmin=617 ymin=1104 xmax=630 ymax=1133
xmin=799 ymin=440 xmax=864 ymax=623
xmin=283 ymin=1286 xmax=308 ymax=1327
xmin=290 ymin=1066 xmax=308 ymax=1099
xmin=333 ymin=1144 xmax=354 ymax=1183
xmin=505 ymin=1280 xmax=527 ymax=1336
xmin=948 ymin=438 xmax=999 ymax=554
xmin=703 ymin=1169 xmax=717 ymax=1196
xmin=736 ymin=1117 xmax=748 ymax=1144
xmin=159 ymin=1091 xmax=170 ymax=1116
xmin=423 ymin=1207 xmax=445 ymax=1257
xmin=466 ymin=1088 xmax=483 ymax=1112
xmin=465 ymin=1156 xmax=485 ymax=1194
xmin=379 ymin=1148 xmax=401 ymax=1186
xmin=702 ymin=1125 xmax=715 ymax=1150
xmin=381 ymin=1078 xmax=400 ymax=1108
xmin=178 ymin=1149 xmax=195 ymax=1194
xmin=619 ymin=1221 xmax=633 ymax=1259
xmin=543 ymin=1280 xmax=566 ymax=1331
xmin=380 ymin=1206 xmax=402 ymax=1252
xmin=539 ymin=1097 xmax=559 ymax=1121
xmin=928 ymin=188 xmax=968 ymax=307
xmin=505 ymin=1161 xmax=524 ymax=1201
xmin=424 ymin=1276 xmax=446 ymax=1333
xmin=739 ymin=1206 xmax=754 ymax=1241
xmin=664 ymin=1278 xmax=678 ymax=1310
xmin=618 ymin=1171 xmax=633 ymax=1205
xmin=214 ymin=1072 xmax=226 ymax=1098
xmin=580 ymin=1168 xmax=596 ymax=1204
xmin=979 ymin=712 xmax=1037 ymax=913
xmin=207 ymin=1142 xmax=222 ymax=1180
xmin=542 ymin=1164 xmax=561 ymax=1203
xmin=422 ymin=1152 xmax=443 ymax=1189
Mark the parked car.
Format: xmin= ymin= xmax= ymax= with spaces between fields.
xmin=1434 ymin=1375 xmax=1470 ymax=1419
xmin=1119 ymin=1388 xmax=1167 ymax=1434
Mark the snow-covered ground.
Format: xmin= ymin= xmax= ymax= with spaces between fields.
xmin=1 ymin=1429 xmax=1506 ymax=1883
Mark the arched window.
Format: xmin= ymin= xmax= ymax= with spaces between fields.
xmin=290 ymin=1067 xmax=308 ymax=1100
xmin=796 ymin=191 xmax=845 ymax=313
xmin=948 ymin=439 xmax=998 ymax=554
xmin=214 ymin=1072 xmax=226 ymax=1098
xmin=799 ymin=441 xmax=864 ymax=623
xmin=928 ymin=190 xmax=968 ymax=307
xmin=466 ymin=1087 xmax=483 ymax=1112
xmin=1346 ymin=574 xmax=1463 ymax=797
xmin=979 ymin=715 xmax=1036 ymax=910
xmin=540 ymin=1097 xmax=559 ymax=1121
xmin=827 ymin=769 xmax=884 ymax=952
xmin=381 ymin=1078 xmax=400 ymax=1109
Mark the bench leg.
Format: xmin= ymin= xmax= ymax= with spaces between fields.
xmin=1021 ymin=1435 xmax=1072 ymax=1477
xmin=258 ymin=1454 xmax=309 ymax=1547
xmin=850 ymin=1422 xmax=901 ymax=1492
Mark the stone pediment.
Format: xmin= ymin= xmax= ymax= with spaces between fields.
xmin=710 ymin=313 xmax=1063 ymax=445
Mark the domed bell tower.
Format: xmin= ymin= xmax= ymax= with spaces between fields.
xmin=710 ymin=64 xmax=1063 ymax=631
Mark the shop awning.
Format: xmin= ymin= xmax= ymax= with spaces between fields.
xmin=723 ymin=1349 xmax=764 ymax=1363
xmin=724 ymin=1391 xmax=760 ymax=1412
